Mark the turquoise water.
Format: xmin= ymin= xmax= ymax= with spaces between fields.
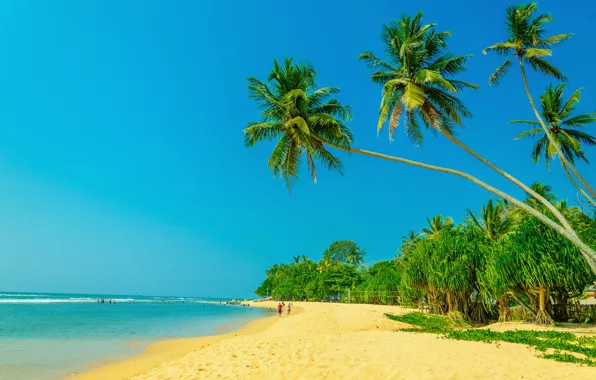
xmin=0 ymin=291 xmax=266 ymax=379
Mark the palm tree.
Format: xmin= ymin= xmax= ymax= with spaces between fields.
xmin=484 ymin=3 xmax=596 ymax=201
xmin=467 ymin=199 xmax=519 ymax=241
xmin=401 ymin=230 xmax=420 ymax=246
xmin=422 ymin=215 xmax=453 ymax=239
xmin=513 ymin=84 xmax=596 ymax=207
xmin=244 ymin=58 xmax=353 ymax=191
xmin=244 ymin=58 xmax=596 ymax=273
xmin=360 ymin=12 xmax=579 ymax=249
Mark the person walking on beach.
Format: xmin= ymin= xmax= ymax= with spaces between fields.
xmin=277 ymin=302 xmax=283 ymax=317
xmin=287 ymin=303 xmax=291 ymax=315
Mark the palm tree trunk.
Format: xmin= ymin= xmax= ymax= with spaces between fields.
xmin=518 ymin=57 xmax=596 ymax=200
xmin=561 ymin=161 xmax=596 ymax=208
xmin=316 ymin=138 xmax=596 ymax=273
xmin=439 ymin=128 xmax=579 ymax=235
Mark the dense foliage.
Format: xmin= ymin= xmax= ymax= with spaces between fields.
xmin=256 ymin=186 xmax=596 ymax=324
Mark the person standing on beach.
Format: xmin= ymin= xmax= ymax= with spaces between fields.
xmin=287 ymin=303 xmax=291 ymax=315
xmin=277 ymin=302 xmax=282 ymax=316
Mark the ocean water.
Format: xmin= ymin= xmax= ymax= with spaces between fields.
xmin=0 ymin=291 xmax=267 ymax=380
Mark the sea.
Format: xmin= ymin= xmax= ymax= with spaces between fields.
xmin=0 ymin=291 xmax=268 ymax=379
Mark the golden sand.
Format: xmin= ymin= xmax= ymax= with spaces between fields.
xmin=76 ymin=302 xmax=595 ymax=379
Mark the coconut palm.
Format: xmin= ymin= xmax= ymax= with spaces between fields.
xmin=467 ymin=199 xmax=519 ymax=241
xmin=513 ymin=84 xmax=596 ymax=207
xmin=422 ymin=215 xmax=453 ymax=239
xmin=245 ymin=58 xmax=596 ymax=273
xmin=360 ymin=12 xmax=580 ymax=251
xmin=358 ymin=13 xmax=478 ymax=143
xmin=244 ymin=58 xmax=353 ymax=191
xmin=484 ymin=3 xmax=596 ymax=201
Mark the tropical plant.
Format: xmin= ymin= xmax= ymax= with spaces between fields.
xmin=358 ymin=13 xmax=478 ymax=143
xmin=484 ymin=3 xmax=596 ymax=202
xmin=467 ymin=199 xmax=520 ymax=241
xmin=422 ymin=215 xmax=454 ymax=239
xmin=360 ymin=11 xmax=588 ymax=267
xmin=323 ymin=240 xmax=366 ymax=266
xmin=244 ymin=58 xmax=353 ymax=190
xmin=245 ymin=58 xmax=596 ymax=273
xmin=513 ymin=84 xmax=596 ymax=206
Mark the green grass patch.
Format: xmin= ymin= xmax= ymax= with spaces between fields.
xmin=386 ymin=312 xmax=596 ymax=367
xmin=385 ymin=312 xmax=456 ymax=333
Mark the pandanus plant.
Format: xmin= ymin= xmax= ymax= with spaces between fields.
xmin=243 ymin=55 xmax=596 ymax=273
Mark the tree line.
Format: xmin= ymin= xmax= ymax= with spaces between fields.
xmin=256 ymin=182 xmax=596 ymax=324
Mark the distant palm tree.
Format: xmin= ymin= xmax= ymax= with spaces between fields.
xmin=513 ymin=84 xmax=596 ymax=206
xmin=360 ymin=11 xmax=575 ymax=246
xmin=422 ymin=215 xmax=453 ymax=239
xmin=401 ymin=230 xmax=420 ymax=245
xmin=467 ymin=199 xmax=519 ymax=241
xmin=484 ymin=3 xmax=596 ymax=201
xmin=244 ymin=58 xmax=596 ymax=272
xmin=525 ymin=181 xmax=556 ymax=206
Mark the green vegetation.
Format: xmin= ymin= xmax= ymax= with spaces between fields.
xmin=248 ymin=2 xmax=596 ymax=325
xmin=257 ymin=185 xmax=596 ymax=324
xmin=244 ymin=2 xmax=596 ymax=273
xmin=387 ymin=312 xmax=596 ymax=366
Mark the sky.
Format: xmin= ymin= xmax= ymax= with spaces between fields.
xmin=0 ymin=0 xmax=594 ymax=298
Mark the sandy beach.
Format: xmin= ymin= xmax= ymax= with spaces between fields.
xmin=75 ymin=301 xmax=596 ymax=379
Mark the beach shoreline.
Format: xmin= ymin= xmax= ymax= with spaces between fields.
xmin=75 ymin=301 xmax=596 ymax=379
xmin=73 ymin=302 xmax=283 ymax=379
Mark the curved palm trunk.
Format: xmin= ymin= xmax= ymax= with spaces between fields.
xmin=561 ymin=161 xmax=596 ymax=208
xmin=439 ymin=129 xmax=579 ymax=235
xmin=317 ymin=138 xmax=596 ymax=273
xmin=518 ymin=57 xmax=596 ymax=200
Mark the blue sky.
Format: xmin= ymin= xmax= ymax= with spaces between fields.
xmin=0 ymin=0 xmax=593 ymax=298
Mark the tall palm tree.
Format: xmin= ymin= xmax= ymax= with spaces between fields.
xmin=360 ymin=12 xmax=579 ymax=246
xmin=513 ymin=84 xmax=596 ymax=207
xmin=484 ymin=3 xmax=596 ymax=201
xmin=244 ymin=58 xmax=596 ymax=273
xmin=467 ymin=199 xmax=519 ymax=241
xmin=422 ymin=215 xmax=453 ymax=239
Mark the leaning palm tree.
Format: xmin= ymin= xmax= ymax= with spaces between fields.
xmin=513 ymin=84 xmax=596 ymax=206
xmin=484 ymin=3 xmax=596 ymax=201
xmin=244 ymin=58 xmax=596 ymax=272
xmin=360 ymin=12 xmax=580 ymax=250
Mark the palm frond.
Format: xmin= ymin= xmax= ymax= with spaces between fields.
xmin=244 ymin=122 xmax=284 ymax=147
xmin=488 ymin=59 xmax=512 ymax=86
xmin=561 ymin=113 xmax=596 ymax=127
xmin=526 ymin=56 xmax=567 ymax=81
xmin=482 ymin=41 xmax=518 ymax=55
xmin=511 ymin=119 xmax=541 ymax=126
xmin=536 ymin=33 xmax=573 ymax=48
xmin=514 ymin=127 xmax=543 ymax=140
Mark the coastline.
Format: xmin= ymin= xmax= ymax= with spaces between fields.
xmin=74 ymin=302 xmax=283 ymax=379
xmin=75 ymin=302 xmax=596 ymax=379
